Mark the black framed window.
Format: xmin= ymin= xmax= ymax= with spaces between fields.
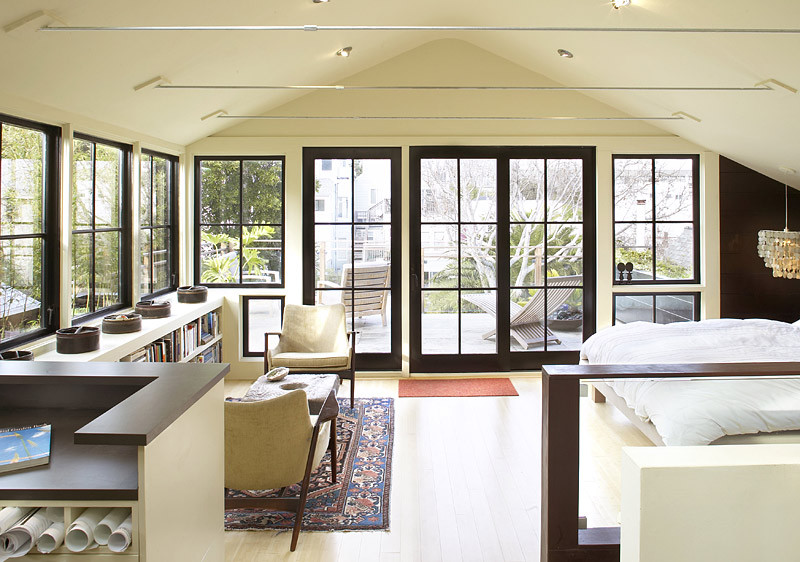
xmin=613 ymin=155 xmax=700 ymax=284
xmin=613 ymin=292 xmax=700 ymax=325
xmin=140 ymin=150 xmax=178 ymax=298
xmin=0 ymin=114 xmax=60 ymax=351
xmin=242 ymin=295 xmax=284 ymax=357
xmin=195 ymin=157 xmax=284 ymax=287
xmin=71 ymin=134 xmax=131 ymax=321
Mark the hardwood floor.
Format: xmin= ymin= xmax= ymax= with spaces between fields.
xmin=223 ymin=376 xmax=652 ymax=562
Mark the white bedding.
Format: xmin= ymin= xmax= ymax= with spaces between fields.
xmin=580 ymin=318 xmax=800 ymax=446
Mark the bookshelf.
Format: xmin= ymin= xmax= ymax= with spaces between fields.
xmin=33 ymin=292 xmax=224 ymax=365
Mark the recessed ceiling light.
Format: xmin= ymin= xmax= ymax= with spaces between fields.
xmin=611 ymin=0 xmax=631 ymax=8
xmin=312 ymin=0 xmax=329 ymax=3
xmin=557 ymin=49 xmax=574 ymax=58
xmin=336 ymin=46 xmax=352 ymax=57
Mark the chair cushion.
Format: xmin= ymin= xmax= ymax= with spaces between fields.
xmin=271 ymin=351 xmax=350 ymax=369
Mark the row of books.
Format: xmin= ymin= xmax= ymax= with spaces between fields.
xmin=186 ymin=342 xmax=222 ymax=364
xmin=122 ymin=311 xmax=220 ymax=363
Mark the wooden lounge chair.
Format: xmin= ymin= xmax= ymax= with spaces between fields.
xmin=463 ymin=275 xmax=582 ymax=349
xmin=320 ymin=262 xmax=391 ymax=326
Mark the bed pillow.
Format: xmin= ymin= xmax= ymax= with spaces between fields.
xmin=794 ymin=319 xmax=800 ymax=326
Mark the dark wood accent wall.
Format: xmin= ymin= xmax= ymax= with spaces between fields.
xmin=720 ymin=157 xmax=800 ymax=323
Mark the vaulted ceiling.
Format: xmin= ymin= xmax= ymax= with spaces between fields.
xmin=1 ymin=0 xmax=799 ymax=185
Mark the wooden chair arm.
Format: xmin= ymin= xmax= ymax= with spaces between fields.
xmin=263 ymin=331 xmax=283 ymax=374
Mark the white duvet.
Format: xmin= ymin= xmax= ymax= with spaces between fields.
xmin=580 ymin=318 xmax=800 ymax=445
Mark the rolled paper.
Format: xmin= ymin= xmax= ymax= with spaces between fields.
xmin=44 ymin=506 xmax=64 ymax=523
xmin=0 ymin=507 xmax=33 ymax=534
xmin=0 ymin=508 xmax=52 ymax=558
xmin=65 ymin=508 xmax=109 ymax=552
xmin=36 ymin=522 xmax=65 ymax=553
xmin=107 ymin=514 xmax=133 ymax=553
xmin=93 ymin=508 xmax=130 ymax=546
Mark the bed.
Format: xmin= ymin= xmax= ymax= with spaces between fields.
xmin=580 ymin=318 xmax=800 ymax=446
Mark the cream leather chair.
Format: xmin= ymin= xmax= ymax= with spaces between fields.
xmin=224 ymin=389 xmax=336 ymax=551
xmin=265 ymin=303 xmax=356 ymax=407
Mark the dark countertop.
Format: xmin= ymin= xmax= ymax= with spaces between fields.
xmin=0 ymin=361 xmax=229 ymax=500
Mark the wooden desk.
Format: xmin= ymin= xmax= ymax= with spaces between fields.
xmin=0 ymin=361 xmax=230 ymax=561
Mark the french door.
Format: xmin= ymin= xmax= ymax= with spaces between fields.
xmin=302 ymin=147 xmax=402 ymax=370
xmin=409 ymin=146 xmax=596 ymax=372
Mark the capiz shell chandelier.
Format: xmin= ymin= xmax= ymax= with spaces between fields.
xmin=757 ymin=178 xmax=800 ymax=279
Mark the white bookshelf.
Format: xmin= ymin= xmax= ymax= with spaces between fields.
xmin=33 ymin=291 xmax=224 ymax=364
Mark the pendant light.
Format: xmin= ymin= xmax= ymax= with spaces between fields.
xmin=757 ymin=168 xmax=800 ymax=278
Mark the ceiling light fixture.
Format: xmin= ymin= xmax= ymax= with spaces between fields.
xmin=611 ymin=0 xmax=631 ymax=8
xmin=200 ymin=109 xmax=228 ymax=121
xmin=557 ymin=49 xmax=573 ymax=58
xmin=312 ymin=0 xmax=330 ymax=3
xmin=758 ymin=167 xmax=800 ymax=278
xmin=336 ymin=46 xmax=352 ymax=57
xmin=158 ymin=83 xmax=772 ymax=92
xmin=216 ymin=114 xmax=684 ymax=121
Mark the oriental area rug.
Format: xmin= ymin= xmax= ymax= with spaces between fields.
xmin=225 ymin=397 xmax=394 ymax=532
xmin=398 ymin=377 xmax=518 ymax=398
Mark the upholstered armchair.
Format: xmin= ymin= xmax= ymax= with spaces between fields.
xmin=224 ymin=389 xmax=337 ymax=551
xmin=265 ymin=303 xmax=356 ymax=407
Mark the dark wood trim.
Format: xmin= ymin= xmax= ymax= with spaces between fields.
xmin=301 ymin=147 xmax=403 ymax=371
xmin=611 ymin=154 xmax=700 ymax=286
xmin=141 ymin=149 xmax=180 ymax=297
xmin=193 ymin=155 xmax=286 ymax=288
xmin=409 ymin=145 xmax=596 ymax=373
xmin=242 ymin=295 xmax=284 ymax=357
xmin=541 ymin=361 xmax=800 ymax=561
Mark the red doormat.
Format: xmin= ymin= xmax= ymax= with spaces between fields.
xmin=398 ymin=378 xmax=518 ymax=398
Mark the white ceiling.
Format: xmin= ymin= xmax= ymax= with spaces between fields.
xmin=1 ymin=0 xmax=799 ymax=185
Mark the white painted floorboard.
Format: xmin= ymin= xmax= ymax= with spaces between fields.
xmin=224 ymin=376 xmax=652 ymax=562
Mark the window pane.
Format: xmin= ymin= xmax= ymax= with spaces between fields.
xmin=461 ymin=290 xmax=495 ymax=354
xmin=153 ymin=227 xmax=171 ymax=291
xmin=656 ymin=223 xmax=694 ymax=280
xmin=509 ymin=287 xmax=547 ymax=351
xmin=614 ymin=294 xmax=654 ymax=324
xmin=547 ymin=288 xmax=583 ymax=352
xmin=614 ymin=158 xmax=652 ymax=222
xmin=1 ymin=124 xmax=45 ymax=236
xmin=421 ymin=225 xmax=457 ymax=288
xmin=461 ymin=224 xmax=496 ymax=288
xmin=71 ymin=233 xmax=92 ymax=317
xmin=246 ymin=298 xmax=283 ymax=354
xmin=200 ymin=160 xmax=240 ymax=224
xmin=354 ymin=224 xmax=391 ymax=270
xmin=95 ymin=230 xmax=121 ymax=309
xmin=421 ymin=159 xmax=457 ymax=222
xmin=242 ymin=159 xmax=282 ymax=224
xmin=547 ymin=224 xmax=583 ymax=278
xmin=0 ymin=238 xmax=43 ymax=342
xmin=655 ymin=158 xmax=694 ymax=222
xmin=351 ymin=290 xmax=391 ymax=353
xmin=242 ymin=226 xmax=281 ymax=284
xmin=615 ymin=222 xmax=654 ymax=280
xmin=422 ymin=291 xmax=458 ymax=354
xmin=460 ymin=158 xmax=496 ymax=222
xmin=655 ymin=294 xmax=695 ymax=324
xmin=547 ymin=159 xmax=583 ymax=222
xmin=153 ymin=156 xmax=170 ymax=226
xmin=315 ymin=224 xmax=352 ymax=288
xmin=140 ymin=155 xmax=152 ymax=227
xmin=200 ymin=225 xmax=239 ymax=283
xmin=72 ymin=139 xmax=93 ymax=230
xmin=94 ymin=144 xmax=122 ymax=229
xmin=353 ymin=159 xmax=391 ymax=223
xmin=140 ymin=228 xmax=152 ymax=295
xmin=510 ymin=159 xmax=545 ymax=223
xmin=510 ymin=223 xmax=545 ymax=287
xmin=315 ymin=159 xmax=352 ymax=223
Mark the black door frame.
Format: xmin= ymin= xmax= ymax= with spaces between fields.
xmin=302 ymin=147 xmax=402 ymax=371
xmin=409 ymin=145 xmax=596 ymax=373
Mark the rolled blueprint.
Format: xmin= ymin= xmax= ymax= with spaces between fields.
xmin=43 ymin=506 xmax=64 ymax=523
xmin=36 ymin=521 xmax=65 ymax=553
xmin=0 ymin=507 xmax=33 ymax=534
xmin=65 ymin=507 xmax=109 ymax=552
xmin=0 ymin=508 xmax=52 ymax=558
xmin=93 ymin=508 xmax=130 ymax=546
xmin=107 ymin=514 xmax=133 ymax=553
